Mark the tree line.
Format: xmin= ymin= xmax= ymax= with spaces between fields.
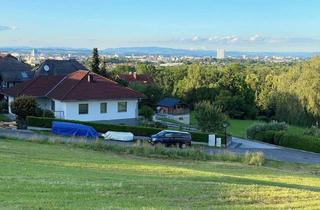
xmin=89 ymin=48 xmax=320 ymax=128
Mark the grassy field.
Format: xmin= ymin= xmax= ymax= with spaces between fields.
xmin=1 ymin=139 xmax=320 ymax=209
xmin=190 ymin=111 xmax=305 ymax=138
xmin=228 ymin=119 xmax=260 ymax=138
xmin=228 ymin=119 xmax=306 ymax=138
xmin=0 ymin=114 xmax=9 ymax=122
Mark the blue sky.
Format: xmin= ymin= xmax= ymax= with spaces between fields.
xmin=0 ymin=0 xmax=320 ymax=51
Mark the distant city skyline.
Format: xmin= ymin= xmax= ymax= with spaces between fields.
xmin=0 ymin=0 xmax=320 ymax=52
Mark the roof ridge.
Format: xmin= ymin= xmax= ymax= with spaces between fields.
xmin=94 ymin=72 xmax=119 ymax=85
xmin=94 ymin=73 xmax=145 ymax=96
xmin=45 ymin=75 xmax=68 ymax=97
xmin=60 ymin=71 xmax=90 ymax=100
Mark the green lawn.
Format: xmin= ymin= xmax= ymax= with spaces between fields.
xmin=1 ymin=139 xmax=320 ymax=209
xmin=228 ymin=119 xmax=260 ymax=138
xmin=0 ymin=114 xmax=8 ymax=122
xmin=228 ymin=119 xmax=306 ymax=138
xmin=190 ymin=112 xmax=306 ymax=138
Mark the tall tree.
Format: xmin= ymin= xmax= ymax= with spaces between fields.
xmin=91 ymin=48 xmax=100 ymax=74
xmin=100 ymin=59 xmax=108 ymax=77
xmin=194 ymin=100 xmax=227 ymax=132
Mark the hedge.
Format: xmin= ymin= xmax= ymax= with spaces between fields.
xmin=26 ymin=116 xmax=217 ymax=143
xmin=251 ymin=130 xmax=320 ymax=153
xmin=247 ymin=122 xmax=288 ymax=139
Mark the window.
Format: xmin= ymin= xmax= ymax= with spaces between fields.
xmin=21 ymin=72 xmax=29 ymax=79
xmin=79 ymin=104 xmax=88 ymax=114
xmin=165 ymin=133 xmax=173 ymax=138
xmin=8 ymin=82 xmax=14 ymax=88
xmin=100 ymin=102 xmax=107 ymax=113
xmin=118 ymin=101 xmax=127 ymax=112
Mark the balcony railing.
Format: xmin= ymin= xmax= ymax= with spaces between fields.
xmin=54 ymin=111 xmax=65 ymax=119
xmin=157 ymin=109 xmax=189 ymax=116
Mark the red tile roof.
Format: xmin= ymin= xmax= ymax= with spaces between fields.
xmin=119 ymin=72 xmax=154 ymax=85
xmin=2 ymin=70 xmax=145 ymax=101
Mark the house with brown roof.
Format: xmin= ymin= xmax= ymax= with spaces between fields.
xmin=2 ymin=70 xmax=144 ymax=124
xmin=119 ymin=72 xmax=154 ymax=85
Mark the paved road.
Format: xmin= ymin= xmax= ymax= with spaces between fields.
xmin=228 ymin=137 xmax=320 ymax=164
xmin=1 ymin=128 xmax=320 ymax=164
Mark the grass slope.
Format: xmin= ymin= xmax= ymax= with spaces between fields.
xmin=1 ymin=139 xmax=320 ymax=209
xmin=228 ymin=119 xmax=306 ymax=138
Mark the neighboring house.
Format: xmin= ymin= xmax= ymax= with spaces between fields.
xmin=0 ymin=54 xmax=32 ymax=90
xmin=33 ymin=59 xmax=87 ymax=77
xmin=3 ymin=70 xmax=145 ymax=124
xmin=119 ymin=72 xmax=154 ymax=85
xmin=156 ymin=97 xmax=190 ymax=124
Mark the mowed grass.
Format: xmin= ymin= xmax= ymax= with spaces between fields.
xmin=1 ymin=139 xmax=320 ymax=209
xmin=228 ymin=119 xmax=306 ymax=138
xmin=228 ymin=119 xmax=260 ymax=138
xmin=0 ymin=114 xmax=9 ymax=122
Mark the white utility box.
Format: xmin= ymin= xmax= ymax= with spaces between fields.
xmin=216 ymin=138 xmax=222 ymax=148
xmin=208 ymin=134 xmax=216 ymax=147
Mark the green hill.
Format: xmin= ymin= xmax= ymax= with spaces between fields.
xmin=1 ymin=139 xmax=320 ymax=209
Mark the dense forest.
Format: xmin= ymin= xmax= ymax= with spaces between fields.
xmin=99 ymin=57 xmax=320 ymax=127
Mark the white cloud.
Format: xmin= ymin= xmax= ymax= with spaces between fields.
xmin=162 ymin=34 xmax=320 ymax=51
xmin=192 ymin=36 xmax=200 ymax=41
xmin=249 ymin=34 xmax=260 ymax=41
xmin=0 ymin=25 xmax=17 ymax=31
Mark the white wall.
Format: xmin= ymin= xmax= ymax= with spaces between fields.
xmin=53 ymin=100 xmax=66 ymax=119
xmin=8 ymin=96 xmax=14 ymax=114
xmin=8 ymin=97 xmax=52 ymax=114
xmin=55 ymin=99 xmax=138 ymax=122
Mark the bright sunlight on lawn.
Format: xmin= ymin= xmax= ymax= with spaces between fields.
xmin=1 ymin=139 xmax=320 ymax=209
xmin=190 ymin=112 xmax=305 ymax=138
xmin=228 ymin=119 xmax=306 ymax=138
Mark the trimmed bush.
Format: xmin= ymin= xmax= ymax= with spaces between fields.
xmin=273 ymin=131 xmax=286 ymax=145
xmin=254 ymin=130 xmax=276 ymax=144
xmin=0 ymin=100 xmax=8 ymax=113
xmin=277 ymin=134 xmax=320 ymax=153
xmin=35 ymin=108 xmax=55 ymax=118
xmin=26 ymin=116 xmax=212 ymax=143
xmin=139 ymin=105 xmax=154 ymax=121
xmin=247 ymin=122 xmax=288 ymax=139
xmin=304 ymin=126 xmax=320 ymax=137
xmin=252 ymin=129 xmax=320 ymax=153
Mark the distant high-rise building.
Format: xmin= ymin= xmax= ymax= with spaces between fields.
xmin=31 ymin=49 xmax=38 ymax=59
xmin=216 ymin=49 xmax=225 ymax=59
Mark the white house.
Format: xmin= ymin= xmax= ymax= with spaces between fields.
xmin=3 ymin=70 xmax=144 ymax=124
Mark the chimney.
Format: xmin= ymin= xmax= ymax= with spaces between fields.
xmin=133 ymin=72 xmax=137 ymax=79
xmin=88 ymin=73 xmax=93 ymax=83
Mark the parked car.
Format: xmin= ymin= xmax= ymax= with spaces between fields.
xmin=149 ymin=130 xmax=192 ymax=148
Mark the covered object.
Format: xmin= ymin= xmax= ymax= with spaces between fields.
xmin=102 ymin=131 xmax=134 ymax=141
xmin=52 ymin=121 xmax=98 ymax=138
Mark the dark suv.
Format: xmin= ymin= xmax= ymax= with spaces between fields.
xmin=149 ymin=130 xmax=192 ymax=148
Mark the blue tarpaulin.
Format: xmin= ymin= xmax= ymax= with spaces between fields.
xmin=52 ymin=121 xmax=98 ymax=138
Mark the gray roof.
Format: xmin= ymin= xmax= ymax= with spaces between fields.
xmin=157 ymin=97 xmax=188 ymax=108
xmin=33 ymin=59 xmax=87 ymax=77
xmin=0 ymin=54 xmax=33 ymax=82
